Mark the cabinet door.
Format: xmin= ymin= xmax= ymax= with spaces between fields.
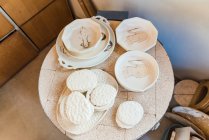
xmin=1 ymin=0 xmax=53 ymax=26
xmin=0 ymin=12 xmax=14 ymax=39
xmin=0 ymin=31 xmax=38 ymax=86
xmin=21 ymin=0 xmax=73 ymax=49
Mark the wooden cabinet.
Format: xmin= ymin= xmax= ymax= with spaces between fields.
xmin=0 ymin=31 xmax=38 ymax=86
xmin=1 ymin=0 xmax=74 ymax=49
xmin=21 ymin=0 xmax=73 ymax=49
xmin=0 ymin=0 xmax=74 ymax=86
xmin=1 ymin=0 xmax=54 ymax=26
xmin=0 ymin=12 xmax=14 ymax=39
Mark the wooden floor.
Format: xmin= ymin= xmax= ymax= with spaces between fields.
xmin=0 ymin=41 xmax=175 ymax=140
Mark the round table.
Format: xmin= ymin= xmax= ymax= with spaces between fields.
xmin=38 ymin=21 xmax=174 ymax=140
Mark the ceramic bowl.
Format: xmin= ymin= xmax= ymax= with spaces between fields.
xmin=115 ymin=51 xmax=159 ymax=92
xmin=62 ymin=18 xmax=102 ymax=57
xmin=58 ymin=18 xmax=111 ymax=60
xmin=116 ymin=17 xmax=158 ymax=52
xmin=55 ymin=17 xmax=116 ymax=69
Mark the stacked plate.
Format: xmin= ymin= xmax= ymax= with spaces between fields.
xmin=56 ymin=16 xmax=115 ymax=69
xmin=56 ymin=69 xmax=118 ymax=135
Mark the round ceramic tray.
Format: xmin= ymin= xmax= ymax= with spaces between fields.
xmin=116 ymin=17 xmax=158 ymax=52
xmin=56 ymin=17 xmax=115 ymax=69
xmin=115 ymin=51 xmax=159 ymax=92
xmin=62 ymin=18 xmax=102 ymax=56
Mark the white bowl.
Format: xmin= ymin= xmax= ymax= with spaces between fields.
xmin=116 ymin=17 xmax=158 ymax=52
xmin=115 ymin=51 xmax=159 ymax=92
xmin=55 ymin=17 xmax=116 ymax=69
xmin=62 ymin=18 xmax=102 ymax=57
xmin=58 ymin=18 xmax=111 ymax=60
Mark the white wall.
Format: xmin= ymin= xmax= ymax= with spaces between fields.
xmin=71 ymin=0 xmax=209 ymax=80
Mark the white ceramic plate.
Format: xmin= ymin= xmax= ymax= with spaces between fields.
xmin=57 ymin=19 xmax=110 ymax=60
xmin=56 ymin=17 xmax=115 ymax=69
xmin=62 ymin=18 xmax=102 ymax=56
xmin=56 ymin=87 xmax=107 ymax=135
xmin=115 ymin=51 xmax=159 ymax=92
xmin=56 ymin=69 xmax=117 ymax=135
xmin=116 ymin=17 xmax=158 ymax=52
xmin=86 ymin=69 xmax=118 ymax=111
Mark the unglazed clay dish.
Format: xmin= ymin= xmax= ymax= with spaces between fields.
xmin=56 ymin=16 xmax=115 ymax=69
xmin=56 ymin=87 xmax=108 ymax=135
xmin=58 ymin=18 xmax=111 ymax=60
xmin=115 ymin=51 xmax=159 ymax=92
xmin=56 ymin=69 xmax=118 ymax=135
xmin=86 ymin=69 xmax=118 ymax=111
xmin=62 ymin=18 xmax=102 ymax=56
xmin=116 ymin=17 xmax=158 ymax=52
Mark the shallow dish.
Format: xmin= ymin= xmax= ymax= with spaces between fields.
xmin=116 ymin=17 xmax=158 ymax=52
xmin=62 ymin=18 xmax=102 ymax=56
xmin=115 ymin=51 xmax=159 ymax=92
